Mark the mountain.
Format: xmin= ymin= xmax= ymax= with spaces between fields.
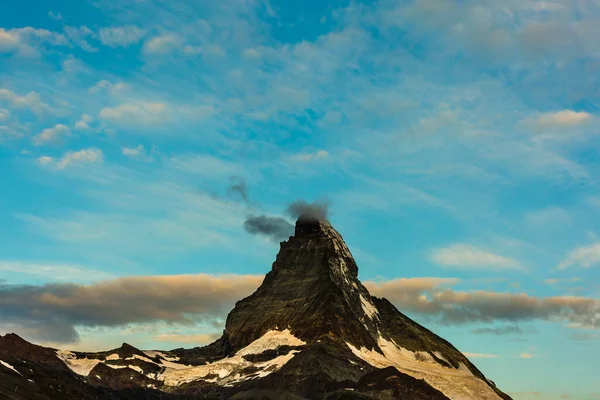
xmin=0 ymin=217 xmax=512 ymax=400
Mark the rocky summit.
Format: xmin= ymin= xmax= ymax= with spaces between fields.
xmin=0 ymin=217 xmax=512 ymax=400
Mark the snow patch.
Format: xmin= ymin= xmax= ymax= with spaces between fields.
xmin=105 ymin=353 xmax=120 ymax=361
xmin=0 ymin=360 xmax=21 ymax=375
xmin=359 ymin=294 xmax=378 ymax=320
xmin=346 ymin=336 xmax=501 ymax=400
xmin=56 ymin=350 xmax=101 ymax=376
xmin=159 ymin=330 xmax=305 ymax=387
xmin=237 ymin=329 xmax=306 ymax=356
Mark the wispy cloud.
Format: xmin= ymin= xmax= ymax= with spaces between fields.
xmin=431 ymin=244 xmax=522 ymax=271
xmin=558 ymin=243 xmax=600 ymax=270
xmin=98 ymin=26 xmax=145 ymax=47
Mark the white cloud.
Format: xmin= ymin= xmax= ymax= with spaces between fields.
xmin=36 ymin=156 xmax=54 ymax=166
xmin=38 ymin=148 xmax=104 ymax=170
xmin=0 ymin=260 xmax=114 ymax=283
xmin=98 ymin=26 xmax=145 ymax=47
xmin=0 ymin=88 xmax=55 ymax=115
xmin=431 ymin=244 xmax=522 ymax=270
xmin=74 ymin=114 xmax=93 ymax=130
xmin=99 ymin=102 xmax=170 ymax=126
xmin=536 ymin=110 xmax=593 ymax=127
xmin=291 ymin=149 xmax=329 ymax=162
xmin=0 ymin=108 xmax=9 ymax=121
xmin=62 ymin=56 xmax=88 ymax=74
xmin=143 ymin=34 xmax=182 ymax=55
xmin=558 ymin=243 xmax=600 ymax=270
xmin=122 ymin=145 xmax=153 ymax=161
xmin=515 ymin=353 xmax=536 ymax=359
xmin=32 ymin=124 xmax=70 ymax=146
xmin=63 ymin=25 xmax=98 ymax=52
xmin=56 ymin=148 xmax=104 ymax=169
xmin=0 ymin=29 xmax=20 ymax=52
xmin=88 ymin=80 xmax=130 ymax=95
xmin=545 ymin=277 xmax=580 ymax=285
xmin=0 ymin=27 xmax=68 ymax=56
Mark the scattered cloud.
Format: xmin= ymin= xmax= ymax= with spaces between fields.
xmin=471 ymin=326 xmax=525 ymax=335
xmin=143 ymin=33 xmax=182 ymax=55
xmin=0 ymin=261 xmax=114 ymax=283
xmin=32 ymin=123 xmax=70 ymax=146
xmin=291 ymin=149 xmax=329 ymax=162
xmin=63 ymin=25 xmax=98 ymax=52
xmin=88 ymin=80 xmax=131 ymax=95
xmin=121 ymin=145 xmax=152 ymax=161
xmin=545 ymin=277 xmax=581 ymax=285
xmin=99 ymin=102 xmax=170 ymax=126
xmin=431 ymin=244 xmax=522 ymax=271
xmin=536 ymin=110 xmax=593 ymax=127
xmin=515 ymin=353 xmax=536 ymax=359
xmin=74 ymin=114 xmax=93 ymax=130
xmin=98 ymin=26 xmax=145 ymax=47
xmin=0 ymin=108 xmax=10 ymax=121
xmin=38 ymin=148 xmax=104 ymax=170
xmin=558 ymin=243 xmax=600 ymax=270
xmin=0 ymin=88 xmax=56 ymax=115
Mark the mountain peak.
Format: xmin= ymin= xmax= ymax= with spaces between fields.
xmin=294 ymin=216 xmax=331 ymax=236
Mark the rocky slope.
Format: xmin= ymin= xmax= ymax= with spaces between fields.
xmin=0 ymin=217 xmax=512 ymax=399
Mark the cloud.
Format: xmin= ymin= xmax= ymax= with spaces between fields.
xmin=99 ymin=102 xmax=170 ymax=126
xmin=471 ymin=326 xmax=525 ymax=335
xmin=431 ymin=244 xmax=522 ymax=271
xmin=32 ymin=124 xmax=70 ymax=146
xmin=0 ymin=88 xmax=55 ymax=115
xmin=143 ymin=34 xmax=182 ymax=55
xmin=558 ymin=243 xmax=600 ymax=270
xmin=243 ymin=215 xmax=294 ymax=243
xmin=0 ymin=27 xmax=68 ymax=56
xmin=291 ymin=150 xmax=329 ymax=162
xmin=88 ymin=80 xmax=130 ymax=95
xmin=63 ymin=25 xmax=98 ymax=52
xmin=515 ymin=353 xmax=536 ymax=359
xmin=0 ymin=261 xmax=114 ymax=283
xmin=0 ymin=273 xmax=262 ymax=343
xmin=463 ymin=353 xmax=499 ymax=359
xmin=286 ymin=199 xmax=330 ymax=222
xmin=0 ymin=108 xmax=10 ymax=121
xmin=98 ymin=26 xmax=145 ymax=47
xmin=74 ymin=114 xmax=93 ymax=130
xmin=228 ymin=176 xmax=250 ymax=203
xmin=364 ymin=278 xmax=600 ymax=328
xmin=536 ymin=110 xmax=593 ymax=127
xmin=545 ymin=277 xmax=581 ymax=285
xmin=38 ymin=148 xmax=104 ymax=170
xmin=122 ymin=145 xmax=152 ymax=161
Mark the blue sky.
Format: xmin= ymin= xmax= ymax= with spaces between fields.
xmin=1 ymin=0 xmax=600 ymax=399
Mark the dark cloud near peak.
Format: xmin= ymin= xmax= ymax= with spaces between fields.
xmin=227 ymin=176 xmax=250 ymax=204
xmin=243 ymin=215 xmax=294 ymax=243
xmin=286 ymin=199 xmax=329 ymax=222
